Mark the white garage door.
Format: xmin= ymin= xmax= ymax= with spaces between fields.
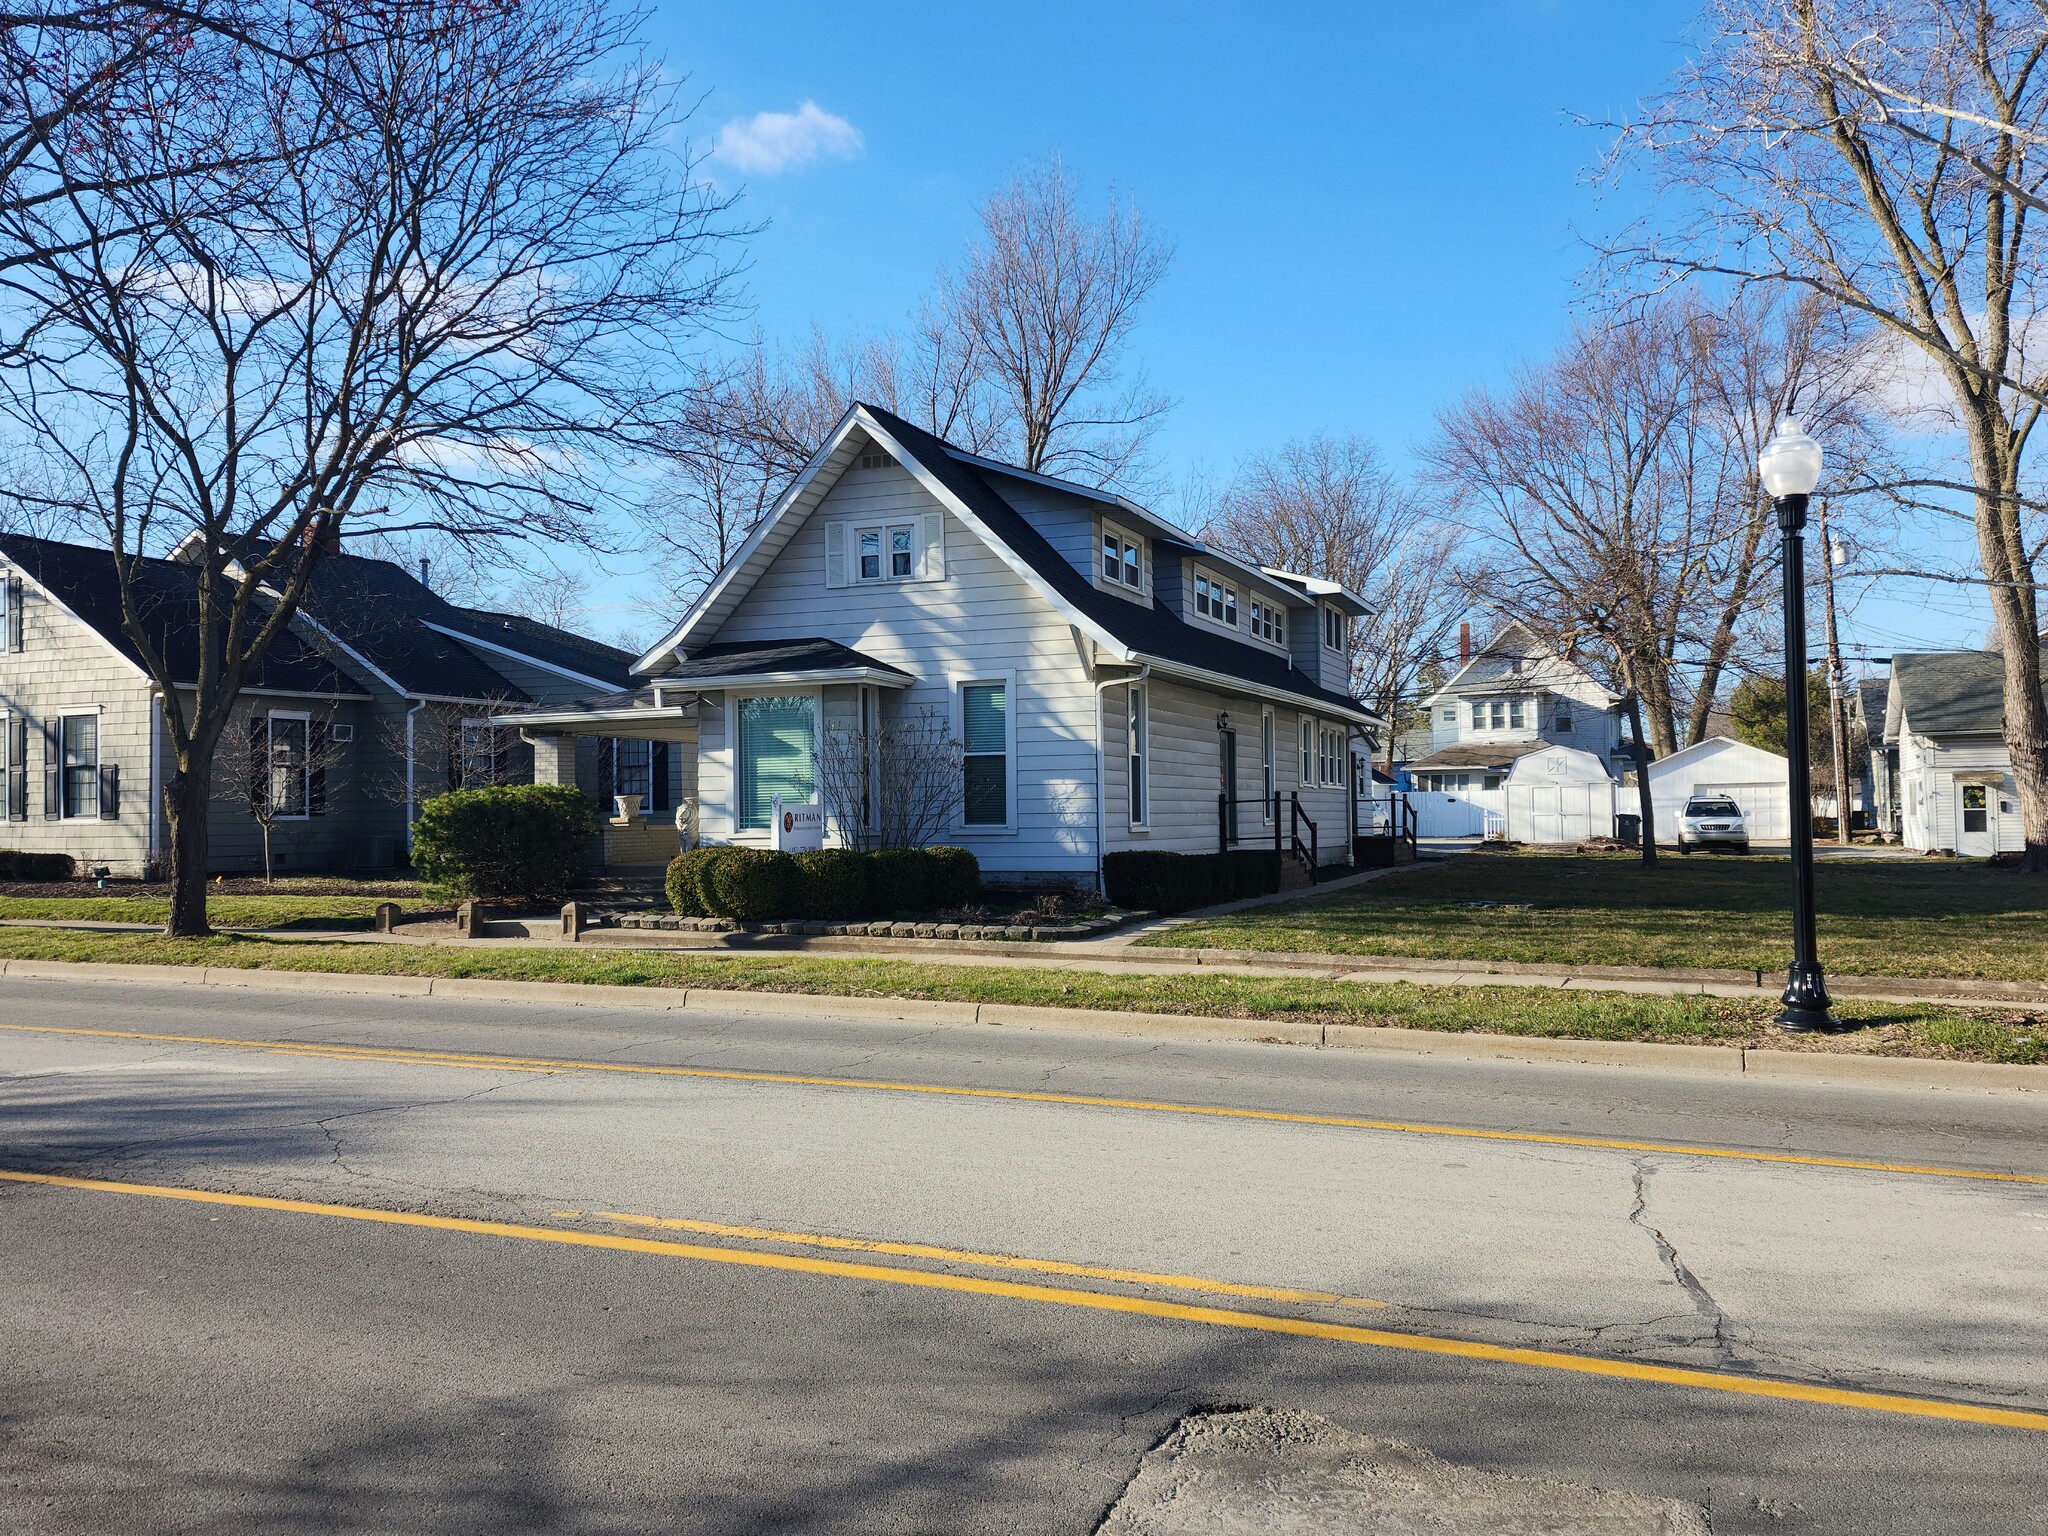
xmin=1695 ymin=781 xmax=1788 ymax=841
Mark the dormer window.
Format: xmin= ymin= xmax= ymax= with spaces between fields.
xmin=1193 ymin=571 xmax=1237 ymax=627
xmin=1102 ymin=525 xmax=1144 ymax=590
xmin=1323 ymin=607 xmax=1347 ymax=650
xmin=1249 ymin=599 xmax=1284 ymax=645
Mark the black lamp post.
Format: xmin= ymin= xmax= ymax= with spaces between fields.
xmin=1758 ymin=418 xmax=1837 ymax=1032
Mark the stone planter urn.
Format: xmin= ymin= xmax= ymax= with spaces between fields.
xmin=611 ymin=793 xmax=643 ymax=825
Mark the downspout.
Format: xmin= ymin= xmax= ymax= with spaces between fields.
xmin=404 ymin=698 xmax=426 ymax=852
xmin=1093 ymin=663 xmax=1148 ymax=895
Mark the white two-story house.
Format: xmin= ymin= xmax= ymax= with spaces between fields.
xmin=506 ymin=403 xmax=1384 ymax=890
xmin=1406 ymin=622 xmax=1626 ymax=793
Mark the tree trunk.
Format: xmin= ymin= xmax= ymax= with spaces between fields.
xmin=261 ymin=822 xmax=274 ymax=883
xmin=1970 ymin=433 xmax=2048 ymax=872
xmin=161 ymin=762 xmax=213 ymax=937
xmin=1625 ymin=693 xmax=1658 ymax=869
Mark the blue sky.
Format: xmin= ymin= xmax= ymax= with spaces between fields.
xmin=587 ymin=0 xmax=1985 ymax=661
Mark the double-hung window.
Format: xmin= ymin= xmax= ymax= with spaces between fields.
xmin=1554 ymin=702 xmax=1573 ymax=733
xmin=1488 ymin=700 xmax=1506 ymax=729
xmin=736 ymin=695 xmax=816 ymax=832
xmin=1300 ymin=717 xmax=1314 ymax=784
xmin=1319 ymin=726 xmax=1345 ymax=787
xmin=61 ymin=713 xmax=98 ymax=819
xmin=856 ymin=523 xmax=917 ymax=582
xmin=1194 ymin=572 xmax=1238 ymax=627
xmin=962 ymin=681 xmax=1008 ymax=827
xmin=1324 ymin=607 xmax=1346 ymax=650
xmin=1127 ymin=684 xmax=1148 ymax=826
xmin=1508 ymin=699 xmax=1525 ymax=729
xmin=268 ymin=714 xmax=309 ymax=817
xmin=1249 ymin=599 xmax=1284 ymax=644
xmin=1102 ymin=528 xmax=1143 ymax=590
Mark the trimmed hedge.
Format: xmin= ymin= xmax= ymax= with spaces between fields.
xmin=665 ymin=847 xmax=727 ymax=917
xmin=796 ymin=848 xmax=869 ymax=920
xmin=0 ymin=850 xmax=77 ymax=881
xmin=665 ymin=844 xmax=981 ymax=921
xmin=410 ymin=784 xmax=600 ymax=901
xmin=1103 ymin=849 xmax=1280 ymax=914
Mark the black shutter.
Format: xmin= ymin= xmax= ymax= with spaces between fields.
xmin=42 ymin=717 xmax=58 ymax=819
xmin=651 ymin=740 xmax=671 ymax=813
xmin=6 ymin=576 xmax=21 ymax=652
xmin=592 ymin=738 xmax=615 ymax=808
xmin=492 ymin=724 xmax=510 ymax=786
xmin=309 ymin=720 xmax=328 ymax=815
xmin=248 ymin=720 xmax=268 ymax=812
xmin=6 ymin=713 xmax=22 ymax=820
xmin=98 ymin=763 xmax=118 ymax=820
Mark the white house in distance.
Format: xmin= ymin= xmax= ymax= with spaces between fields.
xmin=506 ymin=404 xmax=1383 ymax=891
xmin=1645 ymin=736 xmax=1792 ymax=844
xmin=1884 ymin=651 xmax=2029 ymax=856
xmin=1401 ymin=622 xmax=1623 ymax=841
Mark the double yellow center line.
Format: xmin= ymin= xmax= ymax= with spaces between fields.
xmin=5 ymin=1167 xmax=2046 ymax=1434
xmin=4 ymin=1020 xmax=2044 ymax=1188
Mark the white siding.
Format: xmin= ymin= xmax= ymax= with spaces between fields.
xmin=1899 ymin=726 xmax=2021 ymax=853
xmin=711 ymin=459 xmax=1100 ymax=878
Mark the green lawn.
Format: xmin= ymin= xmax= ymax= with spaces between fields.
xmin=1147 ymin=847 xmax=2048 ymax=981
xmin=0 ymin=894 xmax=432 ymax=931
xmin=0 ymin=926 xmax=2038 ymax=1064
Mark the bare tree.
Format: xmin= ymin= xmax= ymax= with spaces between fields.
xmin=1612 ymin=0 xmax=2048 ymax=867
xmin=933 ymin=157 xmax=1173 ymax=487
xmin=1203 ymin=434 xmax=1466 ymax=758
xmin=1428 ymin=296 xmax=1890 ymax=756
xmin=817 ymin=704 xmax=962 ymax=850
xmin=0 ymin=0 xmax=738 ymax=934
xmin=213 ymin=707 xmax=346 ymax=884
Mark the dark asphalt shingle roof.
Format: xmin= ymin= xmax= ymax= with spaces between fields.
xmin=667 ymin=638 xmax=913 ymax=682
xmin=1407 ymin=739 xmax=1556 ymax=771
xmin=0 ymin=534 xmax=365 ymax=696
xmin=860 ymin=406 xmax=1378 ymax=725
xmin=1890 ymin=651 xmax=2042 ymax=737
xmin=438 ymin=607 xmax=636 ymax=688
xmin=1858 ymin=676 xmax=1891 ymax=741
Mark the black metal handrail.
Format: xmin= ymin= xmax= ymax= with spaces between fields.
xmin=1289 ymin=793 xmax=1317 ymax=878
xmin=1218 ymin=792 xmax=1284 ymax=853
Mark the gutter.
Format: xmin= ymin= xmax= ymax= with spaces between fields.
xmin=1093 ymin=662 xmax=1148 ymax=894
xmin=404 ymin=699 xmax=426 ymax=851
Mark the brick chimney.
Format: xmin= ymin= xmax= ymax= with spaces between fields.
xmin=1458 ymin=622 xmax=1471 ymax=666
xmin=299 ymin=515 xmax=341 ymax=555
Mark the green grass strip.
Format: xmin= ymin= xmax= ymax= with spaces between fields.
xmin=0 ymin=927 xmax=2038 ymax=1066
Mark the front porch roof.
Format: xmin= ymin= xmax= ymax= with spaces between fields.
xmin=501 ymin=639 xmax=915 ymax=733
xmin=659 ymin=637 xmax=916 ymax=691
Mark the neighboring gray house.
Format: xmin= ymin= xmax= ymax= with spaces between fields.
xmin=1884 ymin=651 xmax=2034 ymax=856
xmin=1853 ymin=675 xmax=1894 ymax=839
xmin=0 ymin=533 xmax=634 ymax=877
xmin=507 ymin=403 xmax=1383 ymax=890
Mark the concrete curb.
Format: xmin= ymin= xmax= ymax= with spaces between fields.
xmin=0 ymin=955 xmax=2037 ymax=1094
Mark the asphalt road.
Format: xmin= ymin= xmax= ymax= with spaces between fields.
xmin=3 ymin=972 xmax=2046 ymax=1534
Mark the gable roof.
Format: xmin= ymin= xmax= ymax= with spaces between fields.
xmin=635 ymin=403 xmax=1380 ymax=728
xmin=1890 ymin=650 xmax=2035 ymax=738
xmin=1643 ymin=734 xmax=1787 ymax=776
xmin=1856 ymin=676 xmax=1890 ymax=743
xmin=0 ymin=533 xmax=366 ymax=697
xmin=257 ymin=548 xmax=634 ymax=701
xmin=1406 ymin=738 xmax=1556 ymax=772
xmin=1423 ymin=620 xmax=1618 ymax=708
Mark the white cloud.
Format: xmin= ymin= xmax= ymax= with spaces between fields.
xmin=711 ymin=100 xmax=863 ymax=176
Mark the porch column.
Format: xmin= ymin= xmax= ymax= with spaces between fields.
xmin=523 ymin=732 xmax=579 ymax=788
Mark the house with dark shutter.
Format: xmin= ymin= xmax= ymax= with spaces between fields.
xmin=0 ymin=533 xmax=635 ymax=877
xmin=503 ymin=403 xmax=1384 ymax=891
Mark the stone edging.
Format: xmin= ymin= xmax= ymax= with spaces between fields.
xmin=0 ymin=956 xmax=2036 ymax=1095
xmin=609 ymin=912 xmax=1145 ymax=943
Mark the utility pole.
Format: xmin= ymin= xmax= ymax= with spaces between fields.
xmin=1815 ymin=497 xmax=1853 ymax=847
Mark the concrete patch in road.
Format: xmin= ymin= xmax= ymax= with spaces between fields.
xmin=1323 ymin=1023 xmax=1747 ymax=1076
xmin=979 ymin=1003 xmax=1322 ymax=1046
xmin=1098 ymin=1407 xmax=1708 ymax=1534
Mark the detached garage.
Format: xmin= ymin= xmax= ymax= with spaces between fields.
xmin=1647 ymin=737 xmax=1791 ymax=844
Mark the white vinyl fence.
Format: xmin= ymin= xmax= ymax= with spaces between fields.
xmin=1405 ymin=791 xmax=1490 ymax=839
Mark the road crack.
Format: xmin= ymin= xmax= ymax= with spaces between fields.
xmin=1629 ymin=1157 xmax=1737 ymax=1365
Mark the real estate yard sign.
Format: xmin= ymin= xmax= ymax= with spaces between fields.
xmin=771 ymin=795 xmax=824 ymax=853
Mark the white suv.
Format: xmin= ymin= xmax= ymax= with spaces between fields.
xmin=1678 ymin=796 xmax=1749 ymax=853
